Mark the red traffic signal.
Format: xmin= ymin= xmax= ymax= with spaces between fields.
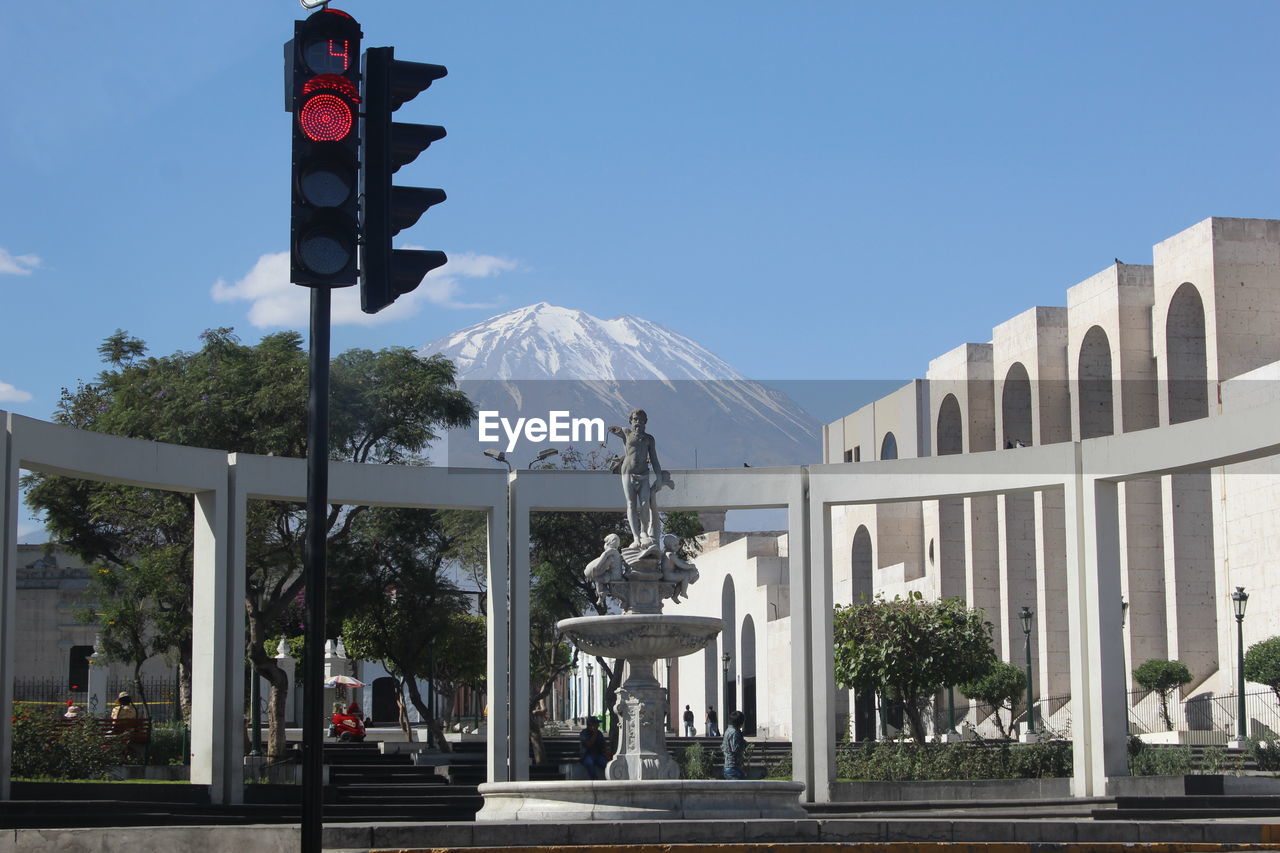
xmin=287 ymin=9 xmax=362 ymax=286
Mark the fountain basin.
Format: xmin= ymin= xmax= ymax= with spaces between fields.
xmin=476 ymin=779 xmax=807 ymax=822
xmin=557 ymin=613 xmax=723 ymax=660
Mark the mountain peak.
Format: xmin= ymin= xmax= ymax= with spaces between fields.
xmin=420 ymin=303 xmax=744 ymax=381
xmin=421 ymin=304 xmax=820 ymax=469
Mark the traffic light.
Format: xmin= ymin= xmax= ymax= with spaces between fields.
xmin=360 ymin=46 xmax=449 ymax=314
xmin=287 ymin=9 xmax=362 ymax=287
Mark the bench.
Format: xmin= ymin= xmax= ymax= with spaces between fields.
xmin=56 ymin=716 xmax=152 ymax=759
xmin=102 ymin=717 xmax=151 ymax=746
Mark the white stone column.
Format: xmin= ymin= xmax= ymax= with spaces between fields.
xmin=486 ymin=483 xmax=511 ymax=783
xmin=1034 ymin=489 xmax=1071 ymax=704
xmin=799 ymin=470 xmax=831 ymax=803
xmin=1160 ymin=471 xmax=1218 ymax=686
xmin=191 ymin=478 xmax=243 ymax=805
xmin=0 ymin=413 xmax=15 ymax=800
xmin=1119 ymin=478 xmax=1167 ymax=684
xmin=1065 ymin=457 xmax=1128 ymax=796
xmin=965 ymin=495 xmax=1002 ymax=649
xmin=509 ymin=471 xmax=530 ymax=782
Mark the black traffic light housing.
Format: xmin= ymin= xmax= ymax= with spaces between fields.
xmin=288 ymin=9 xmax=363 ymax=287
xmin=359 ymin=46 xmax=449 ymax=314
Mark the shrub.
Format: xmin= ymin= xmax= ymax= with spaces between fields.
xmin=678 ymin=742 xmax=712 ymax=779
xmin=1248 ymin=737 xmax=1280 ymax=772
xmin=958 ymin=662 xmax=1025 ymax=740
xmin=1244 ymin=637 xmax=1280 ymax=703
xmin=833 ymin=739 xmax=1071 ymax=781
xmin=1133 ymin=659 xmax=1192 ymax=731
xmin=1128 ymin=741 xmax=1193 ymax=776
xmin=148 ymin=722 xmax=190 ymax=766
xmin=11 ymin=703 xmax=117 ymax=780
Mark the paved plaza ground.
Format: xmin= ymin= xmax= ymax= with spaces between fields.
xmin=8 ymin=814 xmax=1280 ymax=852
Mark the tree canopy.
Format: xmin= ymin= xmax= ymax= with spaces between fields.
xmin=1133 ymin=658 xmax=1192 ymax=731
xmin=958 ymin=660 xmax=1025 ymax=740
xmin=1244 ymin=636 xmax=1280 ymax=702
xmin=833 ymin=592 xmax=994 ymax=743
xmin=26 ymin=328 xmax=474 ymax=755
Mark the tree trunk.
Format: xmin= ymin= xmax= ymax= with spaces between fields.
xmin=404 ymin=675 xmax=451 ymax=752
xmin=901 ymin=697 xmax=928 ymax=744
xmin=394 ymin=679 xmax=413 ymax=741
xmin=132 ymin=664 xmax=150 ymax=717
xmin=177 ymin=655 xmax=193 ymax=723
xmin=246 ymin=610 xmax=289 ymax=759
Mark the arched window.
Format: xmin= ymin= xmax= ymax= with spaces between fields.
xmin=1078 ymin=325 xmax=1114 ymax=439
xmin=1002 ymin=363 xmax=1032 ymax=447
xmin=936 ymin=394 xmax=963 ymax=455
xmin=851 ymin=525 xmax=873 ymax=601
xmin=879 ymin=432 xmax=898 ymax=461
xmin=1166 ymin=282 xmax=1208 ymax=424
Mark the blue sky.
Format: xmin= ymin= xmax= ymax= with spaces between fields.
xmin=4 ymin=1 xmax=1280 ymax=431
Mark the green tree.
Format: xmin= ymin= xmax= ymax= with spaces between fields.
xmin=958 ymin=660 xmax=1024 ymax=740
xmin=1133 ymin=658 xmax=1192 ymax=731
xmin=833 ymin=593 xmax=994 ymax=743
xmin=75 ymin=549 xmax=191 ymax=714
xmin=26 ymin=329 xmax=474 ymax=757
xmin=335 ymin=507 xmax=470 ymax=750
xmin=1244 ymin=636 xmax=1280 ymax=703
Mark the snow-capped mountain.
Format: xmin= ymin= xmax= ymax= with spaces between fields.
xmin=419 ymin=303 xmax=820 ymax=470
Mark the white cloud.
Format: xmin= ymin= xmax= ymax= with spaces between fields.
xmin=0 ymin=248 xmax=40 ymax=275
xmin=212 ymin=251 xmax=516 ymax=328
xmin=0 ymin=381 xmax=33 ymax=403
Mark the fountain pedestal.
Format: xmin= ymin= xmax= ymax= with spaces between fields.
xmin=559 ymin=609 xmax=721 ymax=781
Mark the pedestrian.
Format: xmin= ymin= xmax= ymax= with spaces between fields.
xmin=111 ymin=692 xmax=138 ymax=720
xmin=579 ymin=716 xmax=608 ymax=780
xmin=722 ymin=710 xmax=748 ymax=780
xmin=682 ymin=704 xmax=696 ymax=737
xmin=705 ymin=705 xmax=719 ymax=737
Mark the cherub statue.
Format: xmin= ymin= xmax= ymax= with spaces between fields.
xmin=608 ymin=409 xmax=674 ymax=550
xmin=660 ymin=533 xmax=699 ymax=602
xmin=584 ymin=532 xmax=626 ymax=606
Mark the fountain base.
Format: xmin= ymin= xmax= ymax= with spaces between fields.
xmin=476 ymin=779 xmax=807 ymax=821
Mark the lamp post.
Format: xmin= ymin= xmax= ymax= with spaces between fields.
xmin=721 ymin=652 xmax=732 ymax=717
xmin=586 ymin=662 xmax=594 ymax=719
xmin=1120 ymin=596 xmax=1129 ymax=698
xmin=482 ymin=448 xmax=512 ymax=472
xmin=1020 ymin=606 xmax=1036 ymax=736
xmin=1233 ymin=586 xmax=1249 ymax=741
xmin=529 ymin=447 xmax=559 ymax=467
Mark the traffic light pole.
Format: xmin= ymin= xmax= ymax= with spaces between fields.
xmin=301 ymin=286 xmax=331 ymax=853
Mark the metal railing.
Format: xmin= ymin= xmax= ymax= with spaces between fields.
xmin=13 ymin=676 xmax=184 ymax=723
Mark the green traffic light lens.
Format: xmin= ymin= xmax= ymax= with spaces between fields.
xmin=298 ymin=227 xmax=353 ymax=277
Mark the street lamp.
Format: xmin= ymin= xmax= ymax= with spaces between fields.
xmin=586 ymin=662 xmax=594 ymax=719
xmin=482 ymin=448 xmax=512 ymax=472
xmin=1020 ymin=606 xmax=1036 ymax=736
xmin=529 ymin=447 xmax=559 ymax=467
xmin=721 ymin=652 xmax=732 ymax=717
xmin=1233 ymin=586 xmax=1249 ymax=741
xmin=1121 ymin=596 xmax=1130 ymax=702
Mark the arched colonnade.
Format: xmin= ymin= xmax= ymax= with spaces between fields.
xmin=6 ymin=395 xmax=1280 ymax=804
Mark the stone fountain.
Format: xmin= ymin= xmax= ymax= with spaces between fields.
xmin=477 ymin=409 xmax=805 ymax=821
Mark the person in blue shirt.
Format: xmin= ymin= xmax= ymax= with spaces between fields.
xmin=722 ymin=710 xmax=747 ymax=780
